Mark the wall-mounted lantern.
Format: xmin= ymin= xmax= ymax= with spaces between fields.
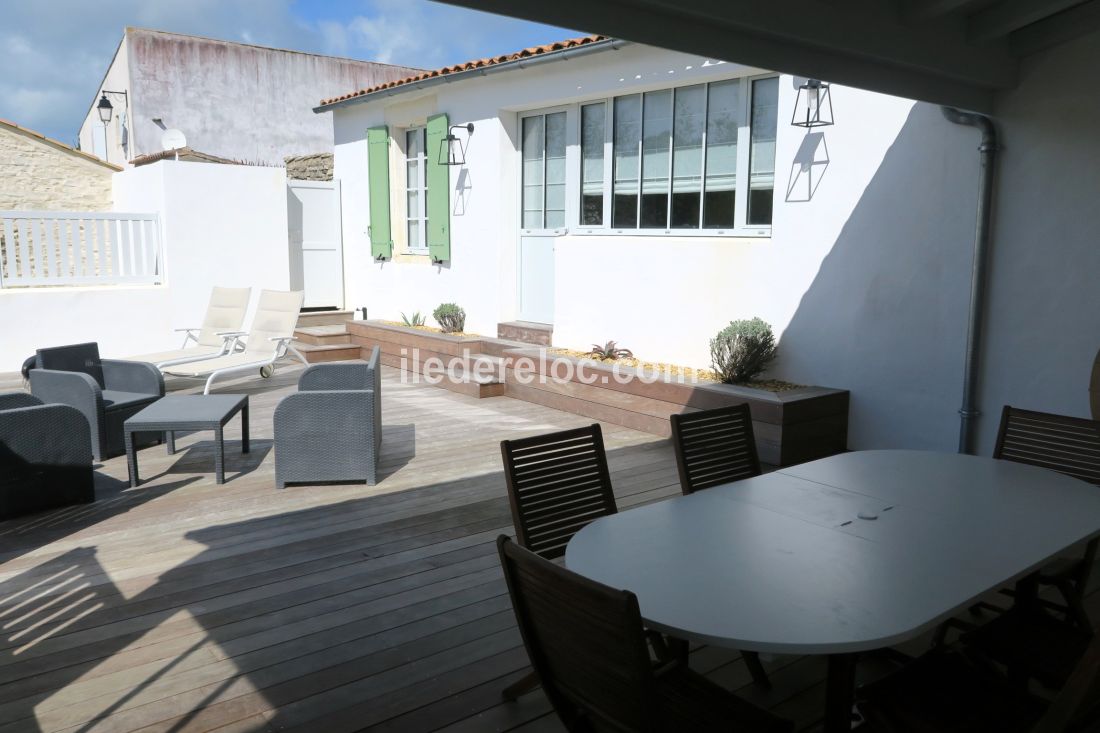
xmin=791 ymin=80 xmax=834 ymax=128
xmin=440 ymin=123 xmax=474 ymax=166
xmin=97 ymin=94 xmax=114 ymax=124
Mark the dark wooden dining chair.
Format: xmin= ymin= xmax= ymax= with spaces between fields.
xmin=669 ymin=404 xmax=771 ymax=687
xmin=994 ymin=406 xmax=1100 ymax=631
xmin=497 ymin=424 xmax=620 ymax=701
xmin=501 ymin=423 xmax=618 ymax=561
xmin=496 ymin=535 xmax=794 ymax=733
xmin=671 ymin=403 xmax=762 ymax=495
xmin=857 ymin=617 xmax=1100 ymax=732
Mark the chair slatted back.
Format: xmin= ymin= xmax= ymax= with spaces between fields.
xmin=671 ymin=404 xmax=762 ymax=495
xmin=497 ymin=535 xmax=659 ymax=732
xmin=500 ymin=424 xmax=617 ymax=560
xmin=994 ymin=406 xmax=1100 ymax=487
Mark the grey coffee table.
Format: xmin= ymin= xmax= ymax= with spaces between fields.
xmin=124 ymin=394 xmax=249 ymax=486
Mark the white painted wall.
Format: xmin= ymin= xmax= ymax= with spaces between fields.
xmin=0 ymin=286 xmax=173 ymax=371
xmin=0 ymin=160 xmax=291 ymax=372
xmin=329 ymin=35 xmax=1100 ymax=456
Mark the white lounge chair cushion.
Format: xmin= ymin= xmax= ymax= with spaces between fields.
xmin=127 ymin=346 xmax=225 ymax=365
xmin=164 ymin=351 xmax=276 ymax=377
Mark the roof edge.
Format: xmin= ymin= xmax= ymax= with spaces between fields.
xmin=314 ymin=35 xmax=624 ymax=113
xmin=0 ymin=119 xmax=122 ymax=171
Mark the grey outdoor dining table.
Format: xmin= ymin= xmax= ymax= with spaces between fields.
xmin=565 ymin=449 xmax=1100 ymax=733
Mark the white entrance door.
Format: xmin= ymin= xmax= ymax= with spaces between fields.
xmin=287 ymin=180 xmax=344 ymax=309
xmin=518 ymin=109 xmax=569 ymax=324
xmin=518 ymin=235 xmax=555 ymax=323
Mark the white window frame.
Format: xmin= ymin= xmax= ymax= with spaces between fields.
xmin=519 ymin=106 xmax=574 ymax=236
xmin=572 ymin=73 xmax=777 ymax=238
xmin=404 ymin=126 xmax=429 ymax=253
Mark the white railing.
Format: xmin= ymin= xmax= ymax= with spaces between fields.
xmin=0 ymin=211 xmax=163 ymax=288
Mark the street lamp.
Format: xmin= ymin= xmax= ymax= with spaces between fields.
xmin=95 ymin=90 xmax=128 ymax=162
xmin=791 ymin=80 xmax=834 ymax=128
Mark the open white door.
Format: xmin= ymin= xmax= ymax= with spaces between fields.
xmin=287 ymin=180 xmax=344 ymax=309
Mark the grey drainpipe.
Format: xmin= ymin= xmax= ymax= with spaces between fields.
xmin=941 ymin=106 xmax=999 ymax=455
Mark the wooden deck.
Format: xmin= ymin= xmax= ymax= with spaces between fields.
xmin=1 ymin=365 xmax=1097 ymax=732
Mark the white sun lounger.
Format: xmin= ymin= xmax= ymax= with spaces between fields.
xmin=163 ymin=290 xmax=307 ymax=394
xmin=129 ymin=286 xmax=252 ymax=368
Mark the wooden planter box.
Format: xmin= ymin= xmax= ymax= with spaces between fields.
xmin=345 ymin=322 xmax=849 ymax=466
xmin=501 ymin=349 xmax=849 ymax=467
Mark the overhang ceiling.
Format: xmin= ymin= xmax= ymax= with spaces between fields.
xmin=439 ymin=0 xmax=1100 ymax=112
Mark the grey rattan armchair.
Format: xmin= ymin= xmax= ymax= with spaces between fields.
xmin=274 ymin=346 xmax=382 ymax=488
xmin=28 ymin=342 xmax=164 ymax=461
xmin=1 ymin=392 xmax=94 ymax=519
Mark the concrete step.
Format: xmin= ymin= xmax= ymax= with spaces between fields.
xmin=294 ymin=324 xmax=351 ymax=346
xmin=477 ymin=337 xmax=535 ymax=358
xmin=296 ymin=310 xmax=355 ymax=328
xmin=292 ymin=341 xmax=362 ymax=364
xmin=497 ymin=321 xmax=553 ymax=347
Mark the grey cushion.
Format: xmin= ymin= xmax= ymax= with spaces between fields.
xmin=36 ymin=342 xmax=104 ymax=387
xmin=101 ymin=390 xmax=159 ymax=412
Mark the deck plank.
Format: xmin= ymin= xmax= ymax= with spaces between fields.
xmin=2 ymin=363 xmax=1097 ymax=733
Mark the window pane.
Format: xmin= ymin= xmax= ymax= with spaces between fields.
xmin=545 ymin=112 xmax=567 ymax=229
xmin=580 ymin=103 xmax=605 ymax=226
xmin=704 ymin=79 xmax=741 ymax=229
xmin=671 ymin=84 xmax=705 ymax=229
xmin=522 ymin=116 xmax=544 ymax=229
xmin=640 ymin=89 xmax=672 ymax=228
xmin=407 ymin=220 xmax=419 ymax=249
xmin=407 ymin=190 xmax=419 ymax=219
xmin=612 ymin=94 xmax=641 ymax=228
xmin=406 ymin=129 xmax=421 ymax=158
xmin=406 ymin=161 xmax=418 ymax=189
xmin=749 ymin=77 xmax=778 ymax=226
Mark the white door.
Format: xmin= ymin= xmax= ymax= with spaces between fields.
xmin=287 ymin=180 xmax=344 ymax=309
xmin=518 ymin=109 xmax=568 ymax=324
xmin=519 ymin=235 xmax=555 ymax=323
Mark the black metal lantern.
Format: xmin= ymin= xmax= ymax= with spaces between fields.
xmin=791 ymin=80 xmax=834 ymax=128
xmin=440 ymin=123 xmax=474 ymax=166
xmin=96 ymin=94 xmax=114 ymax=124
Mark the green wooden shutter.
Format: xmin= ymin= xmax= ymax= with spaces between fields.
xmin=426 ymin=113 xmax=451 ymax=263
xmin=367 ymin=125 xmax=392 ymax=261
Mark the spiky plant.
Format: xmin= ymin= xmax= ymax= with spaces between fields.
xmin=401 ymin=311 xmax=426 ymax=327
xmin=589 ymin=340 xmax=634 ymax=361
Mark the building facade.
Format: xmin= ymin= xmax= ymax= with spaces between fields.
xmin=78 ymin=28 xmax=421 ymax=167
xmin=318 ymin=33 xmax=1100 ymax=458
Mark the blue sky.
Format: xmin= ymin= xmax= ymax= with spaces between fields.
xmin=0 ymin=0 xmax=581 ymax=145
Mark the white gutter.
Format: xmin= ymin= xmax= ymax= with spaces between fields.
xmin=312 ymin=38 xmax=631 ymax=113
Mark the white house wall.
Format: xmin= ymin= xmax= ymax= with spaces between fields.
xmin=331 ymin=38 xmax=1100 ymax=455
xmin=78 ymin=35 xmax=131 ymax=165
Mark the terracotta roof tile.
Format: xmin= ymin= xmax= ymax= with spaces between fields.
xmin=318 ymin=34 xmax=609 ymax=107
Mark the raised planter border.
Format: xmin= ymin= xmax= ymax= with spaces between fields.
xmin=345 ymin=320 xmax=849 ymax=466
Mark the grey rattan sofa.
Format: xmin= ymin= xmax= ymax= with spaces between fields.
xmin=274 ymin=346 xmax=382 ymax=488
xmin=1 ymin=392 xmax=94 ymax=519
xmin=29 ymin=342 xmax=165 ymax=461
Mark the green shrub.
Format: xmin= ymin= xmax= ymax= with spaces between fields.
xmin=401 ymin=311 xmax=426 ymax=327
xmin=433 ymin=303 xmax=466 ymax=333
xmin=710 ymin=318 xmax=777 ymax=384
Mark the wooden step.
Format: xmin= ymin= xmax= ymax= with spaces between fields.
xmin=296 ymin=310 xmax=355 ymax=328
xmin=496 ymin=321 xmax=553 ymax=347
xmin=292 ymin=341 xmax=362 ymax=364
xmin=374 ymin=350 xmax=505 ymax=398
xmin=294 ymin=324 xmax=351 ymax=346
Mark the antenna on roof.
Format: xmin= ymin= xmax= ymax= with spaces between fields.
xmin=161 ymin=129 xmax=186 ymax=152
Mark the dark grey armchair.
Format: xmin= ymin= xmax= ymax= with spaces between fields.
xmin=29 ymin=342 xmax=164 ymax=461
xmin=274 ymin=346 xmax=382 ymax=488
xmin=1 ymin=392 xmax=94 ymax=519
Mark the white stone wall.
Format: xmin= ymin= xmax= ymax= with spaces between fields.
xmin=0 ymin=125 xmax=116 ymax=211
